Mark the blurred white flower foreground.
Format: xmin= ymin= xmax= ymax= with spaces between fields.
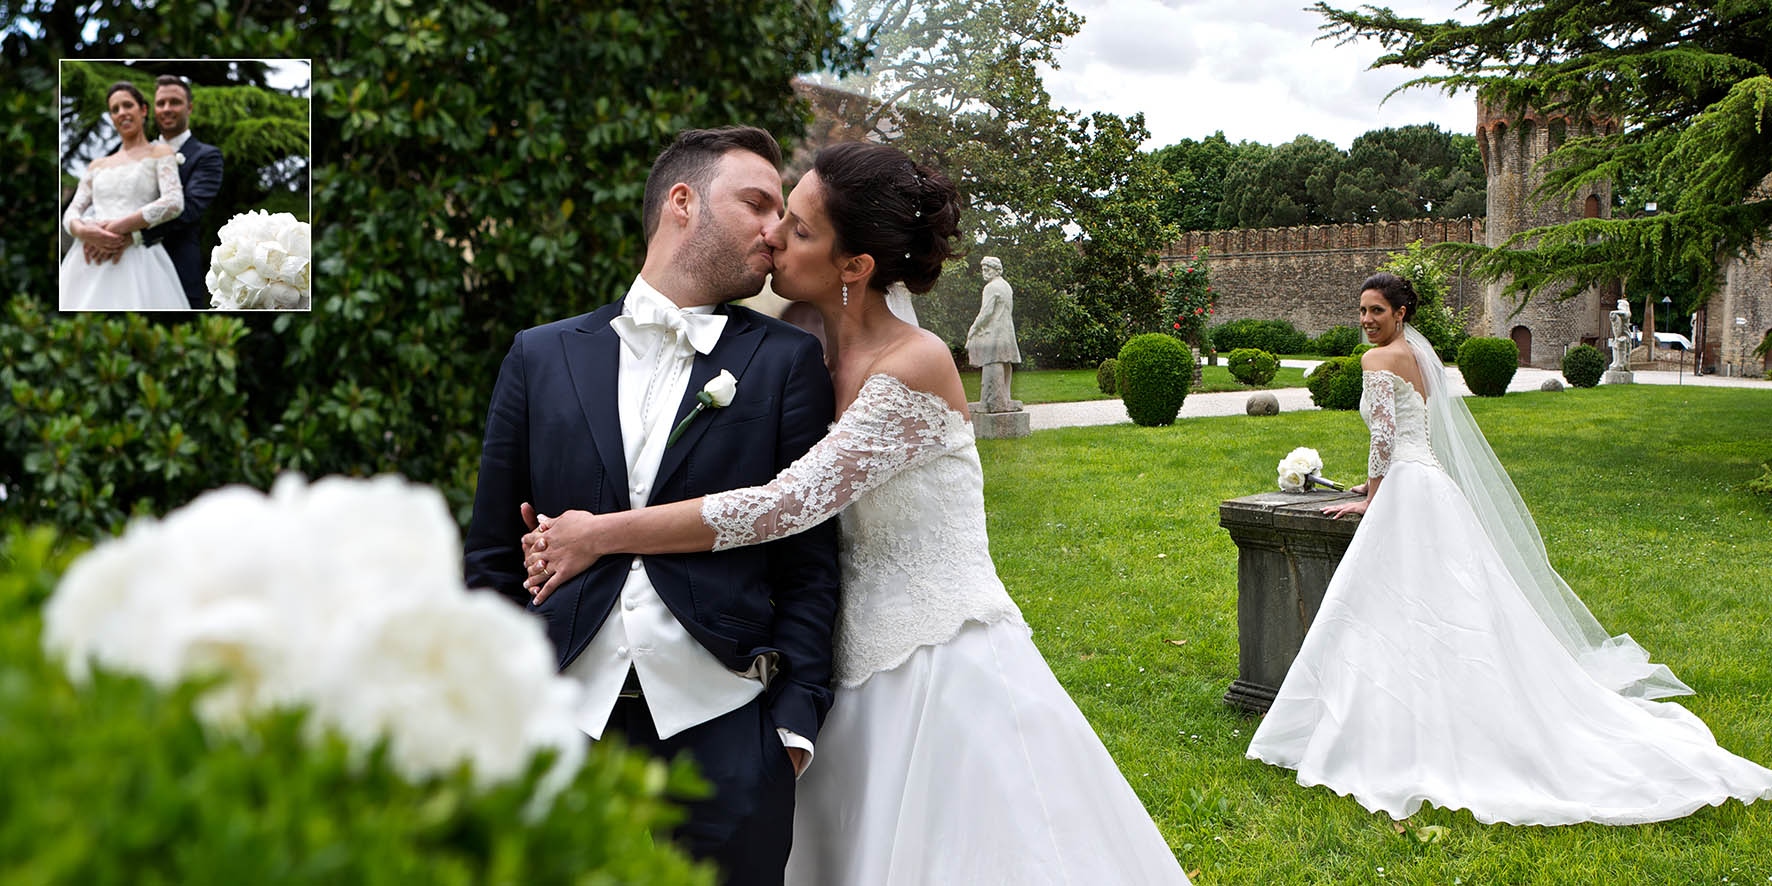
xmin=42 ymin=474 xmax=584 ymax=791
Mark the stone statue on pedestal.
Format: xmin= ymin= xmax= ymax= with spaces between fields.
xmin=1603 ymin=298 xmax=1635 ymax=384
xmin=965 ymin=257 xmax=1030 ymax=437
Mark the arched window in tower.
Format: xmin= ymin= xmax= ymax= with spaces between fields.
xmin=1584 ymin=195 xmax=1600 ymax=218
xmin=1519 ymin=118 xmax=1536 ymax=155
xmin=1493 ymin=122 xmax=1508 ymax=171
xmin=1549 ymin=119 xmax=1567 ymax=149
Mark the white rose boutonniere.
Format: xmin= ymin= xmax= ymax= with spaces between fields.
xmin=175 ymin=153 xmax=185 ymax=166
xmin=667 ymin=369 xmax=737 ymax=446
xmin=1277 ymin=446 xmax=1344 ymax=492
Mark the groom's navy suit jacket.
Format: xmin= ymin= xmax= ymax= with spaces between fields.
xmin=464 ymin=301 xmax=841 ymax=743
xmin=142 ymin=134 xmax=223 ymax=309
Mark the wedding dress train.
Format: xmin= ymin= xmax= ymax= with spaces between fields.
xmin=1246 ymin=339 xmax=1772 ymax=825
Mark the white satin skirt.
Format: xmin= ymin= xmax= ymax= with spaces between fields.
xmin=786 ymin=618 xmax=1189 ymax=885
xmin=59 ymin=240 xmax=190 ymax=311
xmin=1247 ymin=460 xmax=1772 ymax=825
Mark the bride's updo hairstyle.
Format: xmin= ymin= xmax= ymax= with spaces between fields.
xmin=106 ymin=81 xmax=147 ymax=111
xmin=1360 ymin=271 xmax=1418 ymax=322
xmin=812 ymin=142 xmax=961 ymax=294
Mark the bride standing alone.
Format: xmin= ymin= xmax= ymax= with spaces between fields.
xmin=59 ymin=81 xmax=190 ymax=312
xmin=1247 ymin=272 xmax=1772 ymax=825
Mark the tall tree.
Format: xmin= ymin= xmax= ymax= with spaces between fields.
xmin=1316 ymin=0 xmax=1772 ymax=302
xmin=1217 ymin=135 xmax=1341 ymax=228
xmin=813 ymin=0 xmax=1177 ymax=364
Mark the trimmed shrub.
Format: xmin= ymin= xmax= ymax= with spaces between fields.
xmin=1226 ymin=348 xmax=1279 ymax=386
xmin=1308 ymin=325 xmax=1361 ymax=357
xmin=1116 ymin=334 xmax=1192 ymax=426
xmin=1210 ymin=318 xmax=1308 ymax=356
xmin=1747 ymin=463 xmax=1772 ymax=497
xmin=1096 ymin=358 xmax=1119 ymax=395
xmin=1458 ymin=337 xmax=1520 ymax=397
xmin=1561 ymin=344 xmax=1607 ymax=388
xmin=1306 ymin=355 xmax=1364 ymax=410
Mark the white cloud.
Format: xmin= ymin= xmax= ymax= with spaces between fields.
xmin=1044 ymin=0 xmax=1477 ymax=149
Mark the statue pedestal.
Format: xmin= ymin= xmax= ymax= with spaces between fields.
xmin=968 ymin=406 xmax=1031 ymax=438
xmin=1218 ymin=490 xmax=1362 ymax=713
xmin=1601 ymin=369 xmax=1635 ymax=385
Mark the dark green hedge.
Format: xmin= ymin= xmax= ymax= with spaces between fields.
xmin=1210 ymin=318 xmax=1308 ymax=355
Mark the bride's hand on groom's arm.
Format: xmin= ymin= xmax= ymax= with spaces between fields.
xmin=522 ymin=508 xmax=604 ymax=604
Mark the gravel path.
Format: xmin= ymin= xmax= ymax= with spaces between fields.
xmin=1027 ymin=360 xmax=1772 ymax=431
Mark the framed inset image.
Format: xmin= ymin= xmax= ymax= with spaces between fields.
xmin=58 ymin=58 xmax=312 ymax=311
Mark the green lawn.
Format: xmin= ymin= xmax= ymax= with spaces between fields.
xmin=976 ymin=384 xmax=1772 ymax=884
xmin=962 ymin=367 xmax=1311 ymax=404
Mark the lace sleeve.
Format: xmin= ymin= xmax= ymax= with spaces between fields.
xmin=62 ymin=172 xmax=93 ymax=235
xmin=139 ymin=154 xmax=185 ymax=227
xmin=1364 ymin=370 xmax=1397 ymax=478
xmin=700 ymin=374 xmax=971 ymax=551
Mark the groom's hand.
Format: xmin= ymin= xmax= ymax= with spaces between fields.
xmin=523 ymin=509 xmax=600 ymax=604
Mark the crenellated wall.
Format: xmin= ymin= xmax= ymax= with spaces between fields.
xmin=1159 ymin=218 xmax=1487 ymax=338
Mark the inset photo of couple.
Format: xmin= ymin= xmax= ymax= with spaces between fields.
xmin=57 ymin=58 xmax=311 ymax=312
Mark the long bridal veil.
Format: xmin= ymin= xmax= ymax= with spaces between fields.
xmin=1401 ymin=323 xmax=1692 ymax=699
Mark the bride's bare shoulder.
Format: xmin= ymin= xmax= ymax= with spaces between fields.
xmin=871 ymin=329 xmax=968 ymax=416
xmin=1360 ymin=343 xmax=1425 ymax=390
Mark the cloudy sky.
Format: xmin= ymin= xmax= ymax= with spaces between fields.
xmin=1035 ymin=0 xmax=1478 ymax=150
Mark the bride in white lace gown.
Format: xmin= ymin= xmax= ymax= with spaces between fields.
xmin=60 ymin=82 xmax=189 ymax=312
xmin=523 ymin=142 xmax=1188 ymax=884
xmin=1246 ymin=273 xmax=1772 ymax=825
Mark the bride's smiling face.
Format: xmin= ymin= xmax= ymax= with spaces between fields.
xmin=107 ymin=90 xmax=144 ymax=140
xmin=1360 ymin=288 xmax=1402 ymax=345
xmin=765 ymin=171 xmax=854 ymax=305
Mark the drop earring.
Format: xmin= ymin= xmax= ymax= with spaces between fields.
xmin=842 ymin=282 xmax=849 ymax=308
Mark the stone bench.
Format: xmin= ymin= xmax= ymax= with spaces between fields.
xmin=1218 ymin=490 xmax=1363 ymax=713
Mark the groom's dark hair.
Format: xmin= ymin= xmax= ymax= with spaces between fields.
xmin=642 ymin=126 xmax=781 ymax=242
xmin=154 ymin=74 xmax=192 ymax=104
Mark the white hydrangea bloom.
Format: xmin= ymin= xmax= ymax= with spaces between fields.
xmin=42 ymin=474 xmax=584 ymax=795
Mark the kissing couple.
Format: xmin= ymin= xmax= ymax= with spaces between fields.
xmin=464 ymin=127 xmax=1191 ymax=885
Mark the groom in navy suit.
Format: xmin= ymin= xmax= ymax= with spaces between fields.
xmin=464 ymin=127 xmax=839 ymax=886
xmin=144 ymin=74 xmax=223 ymax=309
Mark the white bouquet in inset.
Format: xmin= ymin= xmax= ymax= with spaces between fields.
xmin=1277 ymin=446 xmax=1343 ymax=492
xmin=42 ymin=474 xmax=584 ymax=799
xmin=206 ymin=210 xmax=311 ymax=310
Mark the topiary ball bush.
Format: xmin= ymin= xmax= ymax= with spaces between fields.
xmin=1226 ymin=348 xmax=1278 ymax=386
xmin=1458 ymin=337 xmax=1520 ymax=397
xmin=1561 ymin=344 xmax=1606 ymax=388
xmin=1097 ymin=357 xmax=1119 ymax=395
xmin=1306 ymin=355 xmax=1364 ymax=410
xmin=1116 ymin=334 xmax=1192 ymax=426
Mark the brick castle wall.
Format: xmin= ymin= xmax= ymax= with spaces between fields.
xmin=1160 ymin=218 xmax=1487 ymax=337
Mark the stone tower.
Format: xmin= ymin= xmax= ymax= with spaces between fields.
xmin=1476 ymin=101 xmax=1617 ymax=367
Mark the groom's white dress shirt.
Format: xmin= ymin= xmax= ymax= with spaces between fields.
xmin=565 ymin=276 xmax=811 ymax=763
xmin=158 ymin=129 xmax=192 ymax=151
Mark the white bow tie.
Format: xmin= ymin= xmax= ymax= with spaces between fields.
xmin=611 ymin=300 xmax=727 ymax=358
